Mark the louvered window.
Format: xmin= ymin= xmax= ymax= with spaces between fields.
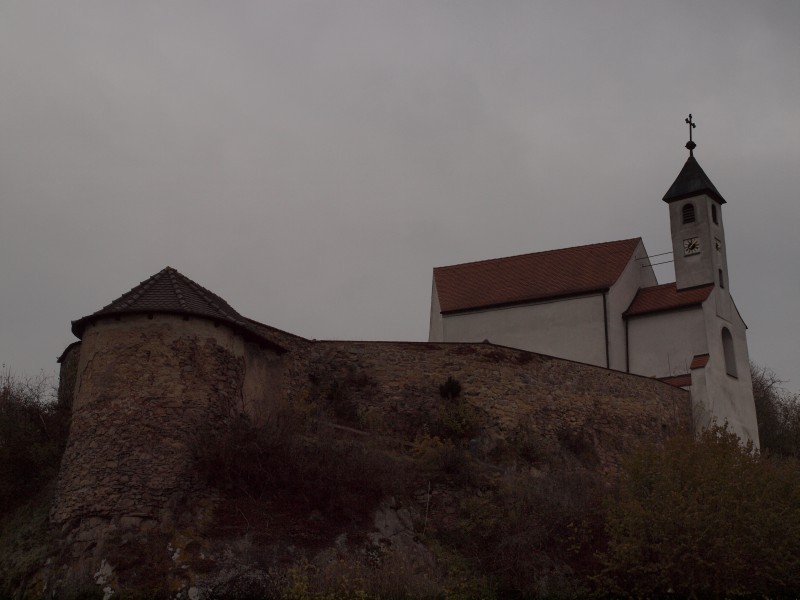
xmin=682 ymin=203 xmax=696 ymax=224
xmin=711 ymin=204 xmax=718 ymax=224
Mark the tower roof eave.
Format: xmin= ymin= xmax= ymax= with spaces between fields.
xmin=663 ymin=156 xmax=726 ymax=205
xmin=70 ymin=266 xmax=287 ymax=354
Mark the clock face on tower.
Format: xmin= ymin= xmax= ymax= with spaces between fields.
xmin=683 ymin=237 xmax=700 ymax=255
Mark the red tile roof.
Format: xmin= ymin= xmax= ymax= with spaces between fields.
xmin=690 ymin=354 xmax=710 ymax=369
xmin=624 ymin=282 xmax=713 ymax=318
xmin=660 ymin=374 xmax=692 ymax=388
xmin=434 ymin=238 xmax=642 ymax=314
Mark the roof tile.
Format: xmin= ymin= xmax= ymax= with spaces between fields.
xmin=71 ymin=267 xmax=285 ymax=352
xmin=624 ymin=282 xmax=713 ymax=318
xmin=434 ymin=238 xmax=642 ymax=314
xmin=660 ymin=374 xmax=692 ymax=388
xmin=690 ymin=354 xmax=710 ymax=369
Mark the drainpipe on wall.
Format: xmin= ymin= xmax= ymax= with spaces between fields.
xmin=624 ymin=318 xmax=629 ymax=373
xmin=602 ymin=292 xmax=610 ymax=369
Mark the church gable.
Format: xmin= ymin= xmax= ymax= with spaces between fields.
xmin=433 ymin=237 xmax=642 ymax=314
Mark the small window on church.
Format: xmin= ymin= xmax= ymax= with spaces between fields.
xmin=682 ymin=203 xmax=696 ymax=224
xmin=722 ymin=327 xmax=737 ymax=377
xmin=711 ymin=204 xmax=718 ymax=224
xmin=719 ymin=269 xmax=724 ymax=289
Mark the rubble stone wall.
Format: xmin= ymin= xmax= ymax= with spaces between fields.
xmin=298 ymin=341 xmax=692 ymax=475
xmin=52 ymin=325 xmax=691 ymax=529
xmin=52 ymin=315 xmax=251 ymax=525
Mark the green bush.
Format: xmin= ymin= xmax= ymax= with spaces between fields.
xmin=429 ymin=377 xmax=480 ymax=442
xmin=598 ymin=424 xmax=800 ymax=598
xmin=412 ymin=435 xmax=475 ymax=484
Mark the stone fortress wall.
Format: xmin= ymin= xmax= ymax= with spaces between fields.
xmin=53 ymin=315 xmax=258 ymax=526
xmin=53 ymin=312 xmax=692 ymax=534
xmin=302 ymin=341 xmax=691 ymax=477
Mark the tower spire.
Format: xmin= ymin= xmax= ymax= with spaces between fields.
xmin=685 ymin=113 xmax=697 ymax=156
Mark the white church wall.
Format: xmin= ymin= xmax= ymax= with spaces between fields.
xmin=606 ymin=240 xmax=658 ymax=371
xmin=714 ymin=277 xmax=734 ymax=322
xmin=439 ymin=293 xmax=607 ymax=366
xmin=670 ymin=193 xmax=729 ymax=291
xmin=428 ymin=280 xmax=444 ymax=342
xmin=688 ymin=367 xmax=711 ymax=429
xmin=699 ymin=291 xmax=760 ymax=446
xmin=627 ymin=306 xmax=707 ymax=378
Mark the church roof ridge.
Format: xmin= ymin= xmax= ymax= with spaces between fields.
xmin=434 ymin=238 xmax=643 ymax=314
xmin=434 ymin=237 xmax=642 ymax=273
xmin=663 ymin=155 xmax=726 ymax=205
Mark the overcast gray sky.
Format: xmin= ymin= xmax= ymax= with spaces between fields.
xmin=1 ymin=1 xmax=798 ymax=392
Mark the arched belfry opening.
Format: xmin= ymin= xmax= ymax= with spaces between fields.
xmin=722 ymin=327 xmax=737 ymax=377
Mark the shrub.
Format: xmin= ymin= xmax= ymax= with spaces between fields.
xmin=327 ymin=380 xmax=360 ymax=424
xmin=322 ymin=369 xmax=377 ymax=426
xmin=598 ymin=424 xmax=800 ymax=597
xmin=447 ymin=469 xmax=604 ymax=598
xmin=752 ymin=362 xmax=800 ymax=458
xmin=278 ymin=549 xmax=444 ymax=600
xmin=429 ymin=377 xmax=480 ymax=442
xmin=556 ymin=427 xmax=599 ymax=466
xmin=508 ymin=422 xmax=550 ymax=466
xmin=197 ymin=407 xmax=413 ymax=522
xmin=0 ymin=367 xmax=68 ymax=514
xmin=429 ymin=401 xmax=480 ymax=442
xmin=412 ymin=435 xmax=474 ymax=484
xmin=438 ymin=376 xmax=462 ymax=401
xmin=0 ymin=483 xmax=55 ymax=598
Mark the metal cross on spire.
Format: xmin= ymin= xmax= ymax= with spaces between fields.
xmin=685 ymin=113 xmax=697 ymax=157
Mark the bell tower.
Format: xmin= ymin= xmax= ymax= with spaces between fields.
xmin=663 ymin=114 xmax=730 ymax=292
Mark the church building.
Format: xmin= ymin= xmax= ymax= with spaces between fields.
xmin=429 ymin=117 xmax=759 ymax=445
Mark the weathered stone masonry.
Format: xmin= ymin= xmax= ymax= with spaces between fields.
xmin=53 ymin=315 xmax=258 ymax=525
xmin=53 ymin=291 xmax=691 ymax=539
xmin=292 ymin=341 xmax=691 ymax=476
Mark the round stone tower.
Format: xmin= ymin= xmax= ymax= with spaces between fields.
xmin=51 ymin=267 xmax=285 ymax=533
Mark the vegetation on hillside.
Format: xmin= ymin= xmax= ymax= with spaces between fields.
xmin=597 ymin=424 xmax=800 ymax=597
xmin=2 ymin=365 xmax=800 ymax=598
xmin=752 ymin=362 xmax=800 ymax=457
xmin=0 ymin=367 xmax=68 ymax=515
xmin=193 ymin=370 xmax=800 ymax=599
xmin=0 ymin=367 xmax=69 ymax=596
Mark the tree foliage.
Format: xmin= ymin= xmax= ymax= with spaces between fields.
xmin=598 ymin=425 xmax=800 ymax=598
xmin=752 ymin=362 xmax=800 ymax=458
xmin=0 ymin=367 xmax=69 ymax=514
